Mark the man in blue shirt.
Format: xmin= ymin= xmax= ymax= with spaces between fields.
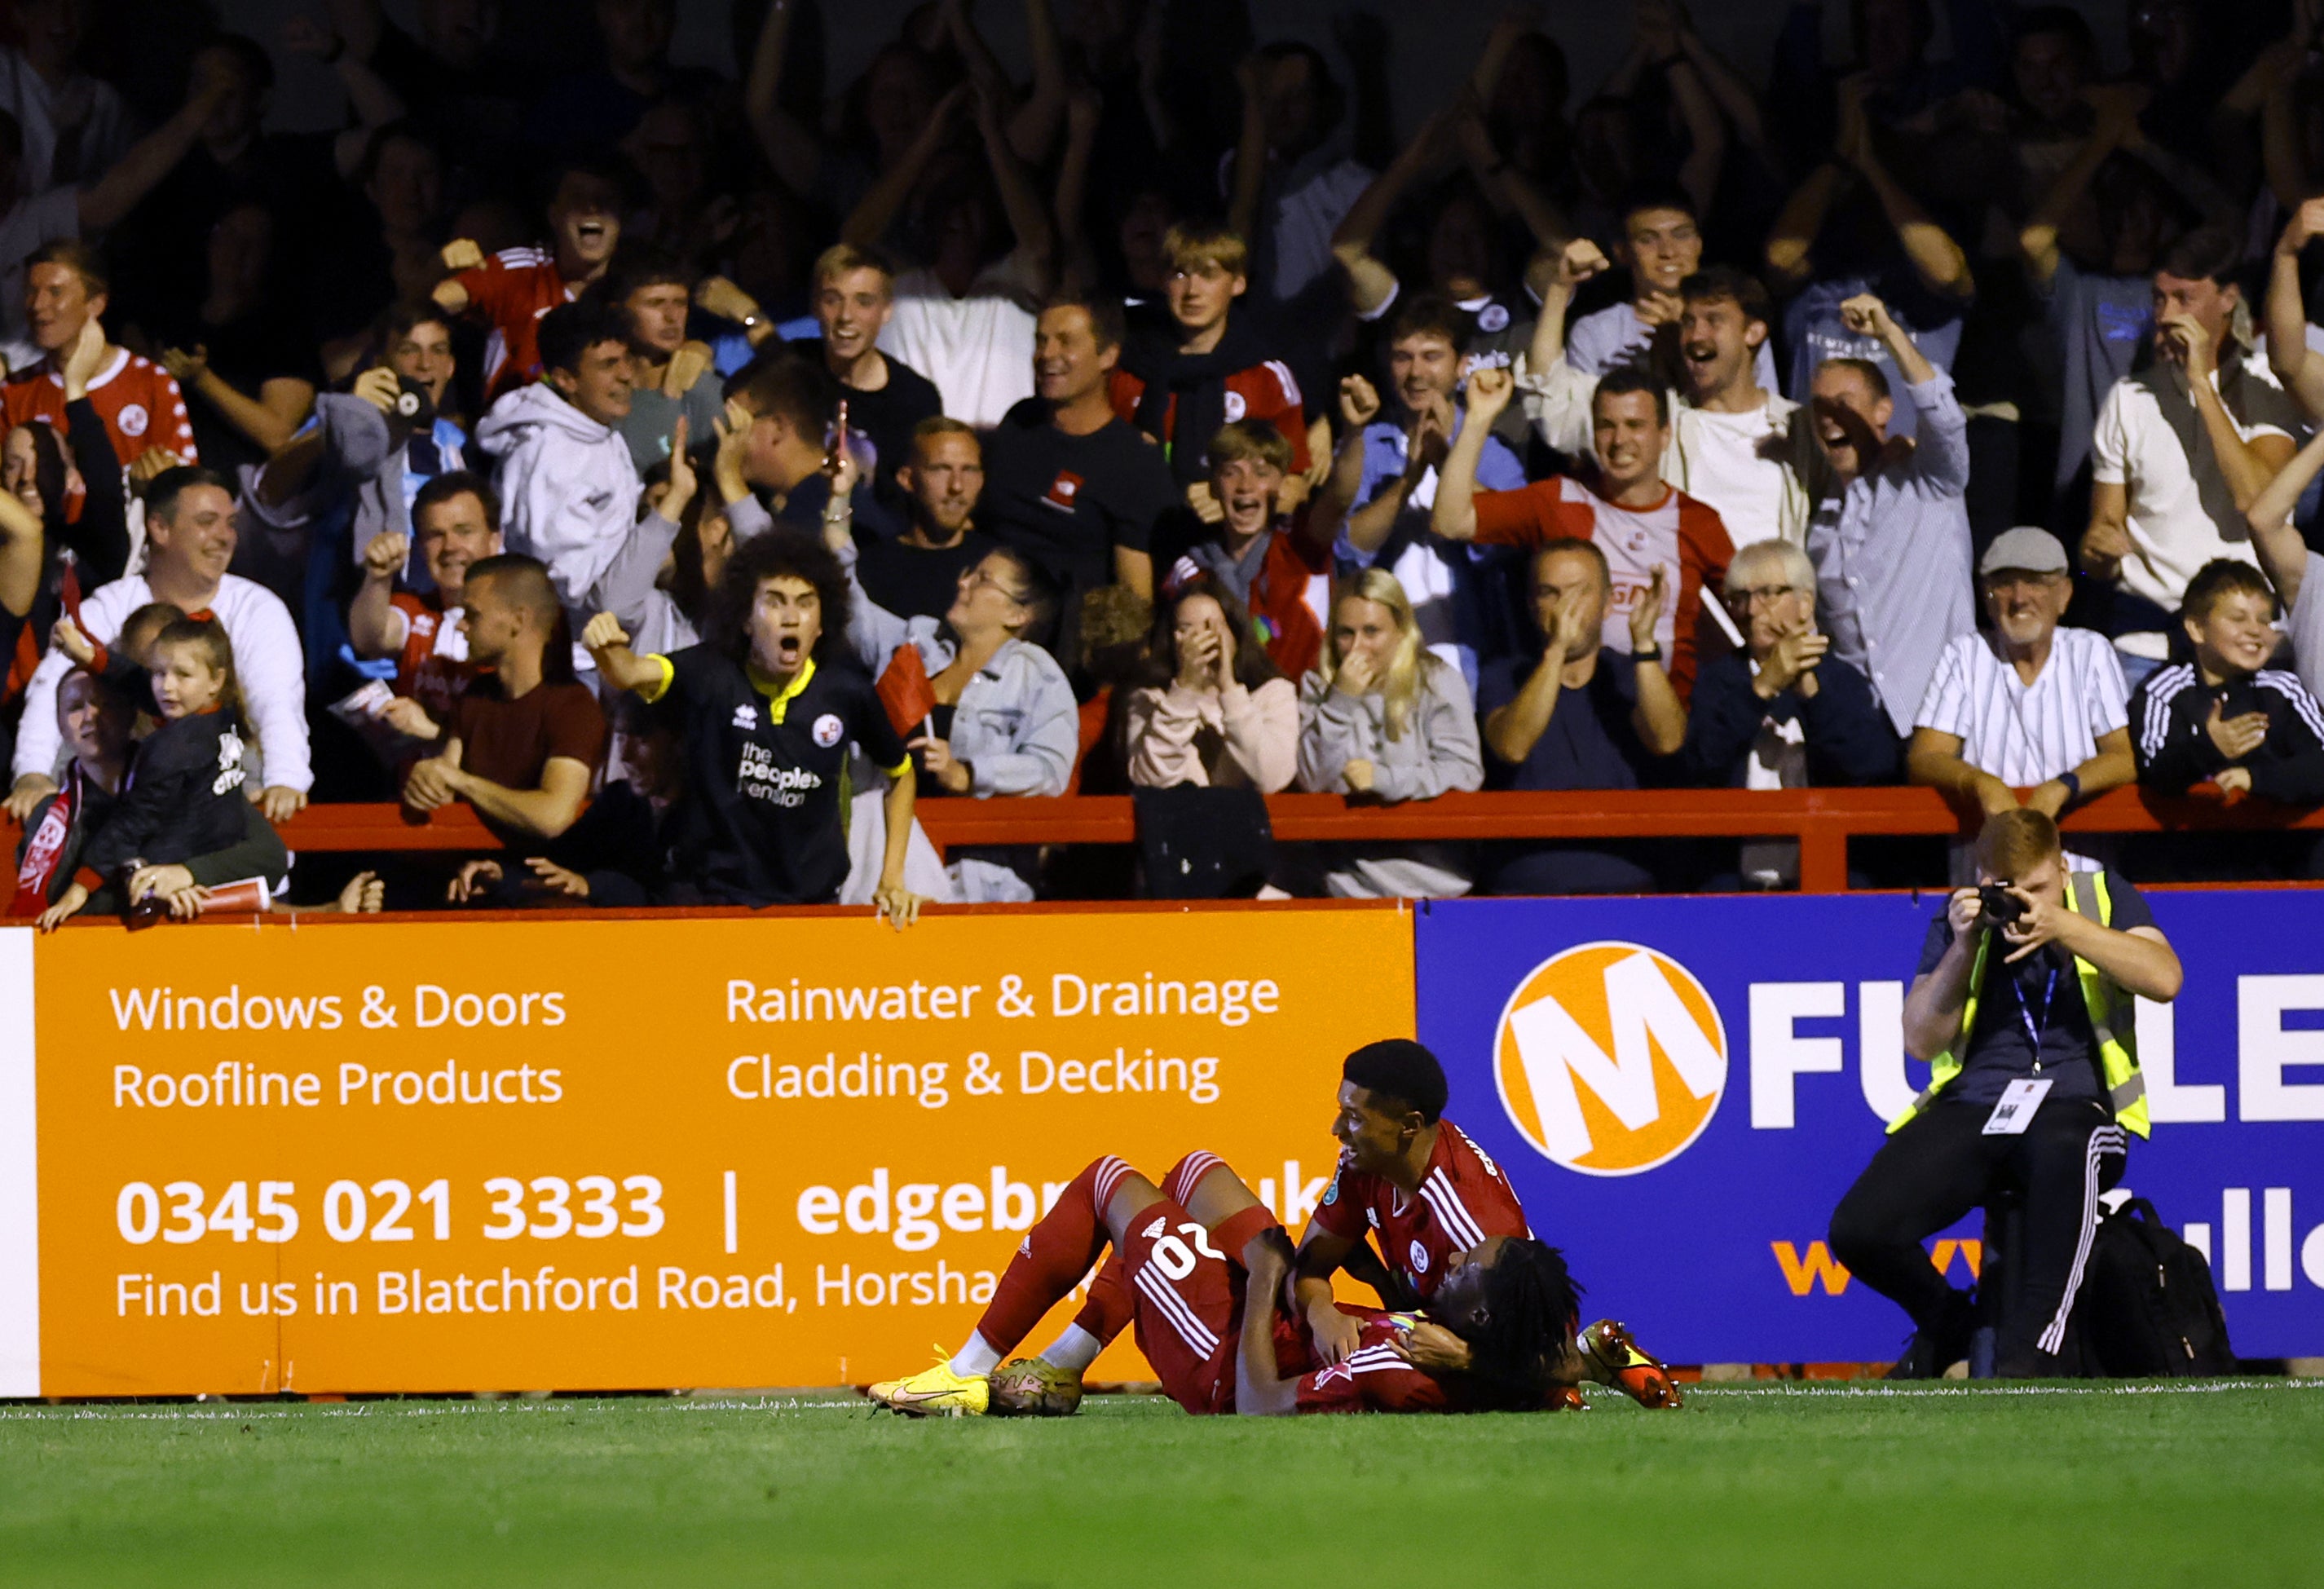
xmin=1311 ymin=293 xmax=1527 ymax=695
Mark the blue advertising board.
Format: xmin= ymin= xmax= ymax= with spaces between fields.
xmin=1414 ymin=889 xmax=2324 ymax=1363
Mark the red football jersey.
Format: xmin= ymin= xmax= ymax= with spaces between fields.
xmin=1308 ymin=1119 xmax=1530 ymax=1303
xmin=1290 ymin=1308 xmax=1460 ymax=1414
xmin=457 ymin=247 xmax=575 ymax=401
xmin=2 ymin=348 xmax=197 ymax=466
xmin=1471 ymin=475 xmax=1735 ymax=700
xmin=1108 ymin=360 xmax=1309 ymax=474
xmin=389 ymin=591 xmax=479 ymax=719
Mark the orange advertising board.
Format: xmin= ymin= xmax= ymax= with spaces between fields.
xmin=7 ymin=906 xmax=1414 ymax=1396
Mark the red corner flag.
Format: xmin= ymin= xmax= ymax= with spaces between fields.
xmin=876 ymin=644 xmax=936 ymax=736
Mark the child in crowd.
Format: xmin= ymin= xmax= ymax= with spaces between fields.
xmin=2129 ymin=559 xmax=2324 ymax=878
xmin=37 ymin=616 xmax=261 ymax=929
xmin=1162 ymin=422 xmax=1333 ymax=682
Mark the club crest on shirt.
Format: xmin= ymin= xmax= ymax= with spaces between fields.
xmin=1477 ymin=302 xmax=1510 ymax=333
xmin=1041 ymin=470 xmax=1084 ymax=513
xmin=212 ymin=728 xmax=246 ymax=797
xmin=118 ymin=404 xmax=149 ymax=438
xmin=812 ymin=713 xmax=843 ymax=748
xmin=1222 ymin=391 xmax=1246 ymax=422
xmin=1408 ymin=1239 xmax=1430 ymax=1274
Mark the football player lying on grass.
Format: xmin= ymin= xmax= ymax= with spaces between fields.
xmin=867 ymin=1150 xmax=1679 ymax=1416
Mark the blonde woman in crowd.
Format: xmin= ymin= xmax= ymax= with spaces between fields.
xmin=1294 ymin=568 xmax=1484 ymax=898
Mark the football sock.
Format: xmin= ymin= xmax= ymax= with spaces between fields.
xmin=1068 ymin=1254 xmax=1135 ymax=1345
xmin=965 ymin=1156 xmax=1131 ymax=1359
xmin=1037 ymin=1323 xmax=1105 ymax=1375
xmin=946 ymin=1335 xmax=1003 ymax=1378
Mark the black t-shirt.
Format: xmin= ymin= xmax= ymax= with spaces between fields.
xmin=790 ymin=338 xmax=944 ymax=508
xmin=1913 ymin=869 xmax=2156 ymax=1107
xmin=1475 ymin=651 xmax=1647 ymax=792
xmin=855 ymin=530 xmax=996 ymax=625
xmin=152 ymin=306 xmax=325 ymax=477
xmin=648 ymin=647 xmax=910 ymax=907
xmin=978 ymin=399 xmax=1177 ymax=594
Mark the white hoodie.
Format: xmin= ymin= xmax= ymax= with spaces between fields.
xmin=474 ymin=383 xmax=643 ymax=619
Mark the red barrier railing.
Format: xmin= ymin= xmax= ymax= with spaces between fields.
xmin=203 ymin=787 xmax=2324 ymax=894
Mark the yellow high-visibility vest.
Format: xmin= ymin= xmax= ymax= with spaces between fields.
xmin=1889 ymin=871 xmax=2150 ymax=1138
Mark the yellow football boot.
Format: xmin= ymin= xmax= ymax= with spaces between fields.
xmin=867 ymin=1351 xmax=990 ymax=1417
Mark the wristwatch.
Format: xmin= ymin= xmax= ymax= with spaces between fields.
xmin=1632 ymin=643 xmax=1663 ymax=664
xmin=2057 ymin=770 xmax=2083 ymax=803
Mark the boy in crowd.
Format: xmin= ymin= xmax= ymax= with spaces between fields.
xmin=474 ymin=298 xmax=639 ymax=628
xmin=1163 ymin=420 xmax=1332 ymax=682
xmin=791 ymin=245 xmax=942 ymax=512
xmin=2131 ymin=559 xmax=2324 ymax=810
xmin=1110 ymin=222 xmax=1308 ymax=492
xmin=597 ymin=245 xmax=721 ymax=475
xmin=433 ymin=158 xmax=624 ymax=401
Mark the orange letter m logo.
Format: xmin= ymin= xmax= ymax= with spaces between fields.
xmin=1771 ymin=1241 xmax=1852 ymax=1296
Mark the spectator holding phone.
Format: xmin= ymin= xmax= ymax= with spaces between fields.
xmin=1295 ymin=567 xmax=1484 ymax=898
xmin=252 ymin=302 xmax=474 ymax=579
xmin=1125 ymin=576 xmax=1297 ymax=793
xmin=1682 ymin=541 xmax=1898 ymax=889
xmin=833 ymin=503 xmax=1077 ymax=903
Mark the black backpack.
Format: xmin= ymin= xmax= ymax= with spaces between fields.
xmin=2081 ymin=1196 xmax=2238 ymax=1377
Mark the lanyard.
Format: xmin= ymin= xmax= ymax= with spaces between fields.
xmin=2013 ymin=963 xmax=2060 ymax=1073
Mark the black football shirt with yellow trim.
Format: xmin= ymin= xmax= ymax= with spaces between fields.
xmin=643 ymin=647 xmax=911 ymax=906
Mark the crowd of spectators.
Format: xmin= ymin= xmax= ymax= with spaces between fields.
xmin=8 ymin=0 xmax=2324 ymax=920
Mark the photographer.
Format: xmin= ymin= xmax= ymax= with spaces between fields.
xmin=1828 ymin=809 xmax=2182 ymax=1379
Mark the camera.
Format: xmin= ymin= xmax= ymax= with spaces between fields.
xmin=1978 ymin=881 xmax=2026 ymax=927
xmin=390 ymin=375 xmax=436 ymax=433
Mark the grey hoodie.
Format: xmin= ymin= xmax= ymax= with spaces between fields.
xmin=474 ymin=382 xmax=643 ymax=620
xmin=838 ymin=539 xmax=1078 ymax=900
xmin=1295 ymin=659 xmax=1484 ymax=898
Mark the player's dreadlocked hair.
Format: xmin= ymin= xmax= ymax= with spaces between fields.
xmin=1465 ymin=1239 xmax=1583 ymax=1411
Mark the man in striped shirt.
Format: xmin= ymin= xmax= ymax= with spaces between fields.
xmin=1907 ymin=527 xmax=2135 ymax=877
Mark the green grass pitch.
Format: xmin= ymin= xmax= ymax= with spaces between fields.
xmin=5 ymin=1381 xmax=2321 ymax=1587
